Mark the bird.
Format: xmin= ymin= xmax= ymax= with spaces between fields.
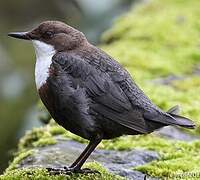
xmin=8 ymin=21 xmax=195 ymax=174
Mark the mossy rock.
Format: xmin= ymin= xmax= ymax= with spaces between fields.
xmin=1 ymin=123 xmax=159 ymax=179
xmin=1 ymin=163 xmax=123 ymax=180
xmin=1 ymin=121 xmax=200 ymax=179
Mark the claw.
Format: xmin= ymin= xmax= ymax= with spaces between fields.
xmin=47 ymin=167 xmax=73 ymax=175
xmin=46 ymin=166 xmax=100 ymax=175
xmin=79 ymin=168 xmax=100 ymax=174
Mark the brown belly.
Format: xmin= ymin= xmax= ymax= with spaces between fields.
xmin=38 ymin=83 xmax=55 ymax=115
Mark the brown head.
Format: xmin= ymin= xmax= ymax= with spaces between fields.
xmin=8 ymin=21 xmax=87 ymax=52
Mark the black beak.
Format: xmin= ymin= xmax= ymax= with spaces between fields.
xmin=8 ymin=32 xmax=30 ymax=40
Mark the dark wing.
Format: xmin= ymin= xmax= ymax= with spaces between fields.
xmin=82 ymin=48 xmax=182 ymax=126
xmin=52 ymin=52 xmax=159 ymax=134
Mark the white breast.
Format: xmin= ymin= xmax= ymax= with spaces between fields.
xmin=32 ymin=40 xmax=56 ymax=89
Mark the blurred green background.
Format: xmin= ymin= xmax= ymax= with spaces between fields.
xmin=0 ymin=0 xmax=135 ymax=173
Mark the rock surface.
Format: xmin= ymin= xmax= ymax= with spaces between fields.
xmin=18 ymin=137 xmax=159 ymax=180
xmin=154 ymin=126 xmax=200 ymax=142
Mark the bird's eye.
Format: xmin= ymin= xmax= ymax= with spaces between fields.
xmin=43 ymin=31 xmax=54 ymax=39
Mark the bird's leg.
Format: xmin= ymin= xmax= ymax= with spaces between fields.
xmin=69 ymin=140 xmax=93 ymax=169
xmin=69 ymin=136 xmax=102 ymax=174
xmin=47 ymin=135 xmax=102 ymax=175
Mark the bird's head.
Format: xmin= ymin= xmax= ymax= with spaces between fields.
xmin=8 ymin=21 xmax=87 ymax=57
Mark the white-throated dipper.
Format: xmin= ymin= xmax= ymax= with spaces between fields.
xmin=8 ymin=21 xmax=195 ymax=174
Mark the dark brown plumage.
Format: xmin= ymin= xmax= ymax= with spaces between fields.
xmin=8 ymin=21 xmax=195 ymax=174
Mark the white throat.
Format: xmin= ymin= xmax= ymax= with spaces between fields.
xmin=32 ymin=40 xmax=56 ymax=89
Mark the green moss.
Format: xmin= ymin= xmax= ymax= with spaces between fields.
xmin=17 ymin=122 xmax=86 ymax=151
xmin=55 ymin=130 xmax=200 ymax=178
xmin=4 ymin=120 xmax=200 ymax=179
xmin=18 ymin=127 xmax=57 ymax=151
xmin=172 ymin=76 xmax=200 ymax=91
xmin=2 ymin=124 xmax=123 ymax=179
xmin=48 ymin=124 xmax=66 ymax=136
xmin=100 ymin=135 xmax=200 ymax=178
xmin=1 ymin=163 xmax=124 ymax=180
xmin=3 ymin=125 xmax=57 ymax=175
xmin=62 ymin=131 xmax=89 ymax=144
xmin=134 ymin=140 xmax=200 ymax=178
xmin=6 ymin=150 xmax=35 ymax=172
xmin=102 ymin=0 xmax=200 ymax=78
xmin=10 ymin=116 xmax=200 ymax=178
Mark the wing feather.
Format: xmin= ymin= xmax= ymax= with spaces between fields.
xmin=52 ymin=48 xmax=194 ymax=133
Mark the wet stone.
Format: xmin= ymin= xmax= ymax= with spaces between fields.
xmin=17 ymin=137 xmax=159 ymax=180
xmin=154 ymin=126 xmax=200 ymax=142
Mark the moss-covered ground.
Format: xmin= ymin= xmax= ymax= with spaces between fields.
xmin=1 ymin=162 xmax=123 ymax=180
xmin=1 ymin=120 xmax=200 ymax=179
xmin=1 ymin=0 xmax=200 ymax=179
xmin=0 ymin=122 xmax=124 ymax=180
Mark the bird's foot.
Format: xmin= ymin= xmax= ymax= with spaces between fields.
xmin=47 ymin=167 xmax=70 ymax=175
xmin=47 ymin=166 xmax=100 ymax=175
xmin=77 ymin=168 xmax=100 ymax=174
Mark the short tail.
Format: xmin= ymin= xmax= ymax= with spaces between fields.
xmin=167 ymin=105 xmax=195 ymax=129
